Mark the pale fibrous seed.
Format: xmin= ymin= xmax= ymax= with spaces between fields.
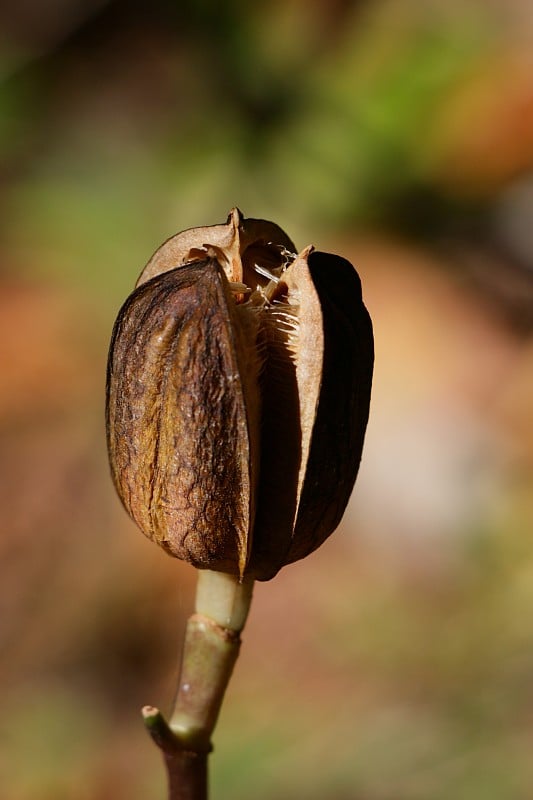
xmin=106 ymin=208 xmax=374 ymax=580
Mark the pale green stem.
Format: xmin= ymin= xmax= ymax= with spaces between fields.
xmin=143 ymin=570 xmax=255 ymax=800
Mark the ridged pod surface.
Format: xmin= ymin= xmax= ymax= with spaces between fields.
xmin=106 ymin=209 xmax=373 ymax=580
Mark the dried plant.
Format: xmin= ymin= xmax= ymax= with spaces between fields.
xmin=106 ymin=209 xmax=374 ymax=799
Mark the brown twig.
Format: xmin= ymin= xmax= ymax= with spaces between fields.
xmin=142 ymin=706 xmax=210 ymax=800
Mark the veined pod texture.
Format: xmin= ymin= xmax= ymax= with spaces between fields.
xmin=106 ymin=209 xmax=374 ymax=580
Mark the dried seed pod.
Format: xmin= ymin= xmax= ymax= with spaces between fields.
xmin=106 ymin=209 xmax=373 ymax=580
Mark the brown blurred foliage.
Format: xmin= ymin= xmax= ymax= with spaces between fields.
xmin=0 ymin=1 xmax=532 ymax=798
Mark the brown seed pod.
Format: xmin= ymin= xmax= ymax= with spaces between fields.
xmin=106 ymin=209 xmax=373 ymax=580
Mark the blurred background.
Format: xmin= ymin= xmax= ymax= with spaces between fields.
xmin=1 ymin=0 xmax=533 ymax=798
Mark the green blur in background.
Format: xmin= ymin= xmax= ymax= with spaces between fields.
xmin=1 ymin=1 xmax=533 ymax=798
